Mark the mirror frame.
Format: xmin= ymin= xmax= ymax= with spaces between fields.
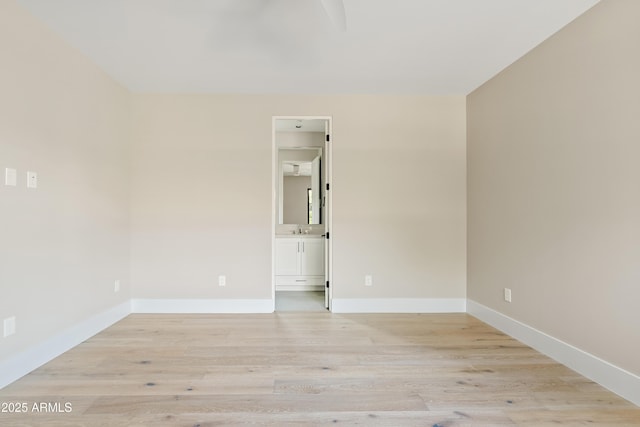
xmin=278 ymin=147 xmax=322 ymax=225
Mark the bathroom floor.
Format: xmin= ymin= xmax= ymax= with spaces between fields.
xmin=275 ymin=291 xmax=327 ymax=312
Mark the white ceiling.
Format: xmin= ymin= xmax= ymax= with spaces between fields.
xmin=17 ymin=0 xmax=599 ymax=95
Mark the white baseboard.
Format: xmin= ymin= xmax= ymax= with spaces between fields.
xmin=131 ymin=298 xmax=274 ymax=313
xmin=467 ymin=299 xmax=640 ymax=407
xmin=331 ymin=298 xmax=466 ymax=313
xmin=0 ymin=300 xmax=131 ymax=389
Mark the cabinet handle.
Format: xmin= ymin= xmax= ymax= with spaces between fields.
xmin=302 ymin=242 xmax=305 ymax=252
xmin=297 ymin=242 xmax=300 ymax=253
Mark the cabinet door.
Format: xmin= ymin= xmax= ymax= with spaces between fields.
xmin=275 ymin=239 xmax=300 ymax=276
xmin=300 ymin=239 xmax=324 ymax=276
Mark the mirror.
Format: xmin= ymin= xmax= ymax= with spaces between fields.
xmin=278 ymin=148 xmax=322 ymax=225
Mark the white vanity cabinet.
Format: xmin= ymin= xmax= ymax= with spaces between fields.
xmin=275 ymin=236 xmax=324 ymax=290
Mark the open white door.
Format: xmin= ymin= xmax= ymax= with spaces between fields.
xmin=272 ymin=116 xmax=332 ymax=313
xmin=324 ymin=120 xmax=332 ymax=310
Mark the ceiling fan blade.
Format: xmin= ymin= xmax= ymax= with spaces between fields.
xmin=319 ymin=0 xmax=347 ymax=31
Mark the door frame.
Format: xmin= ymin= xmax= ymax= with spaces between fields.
xmin=271 ymin=115 xmax=333 ymax=312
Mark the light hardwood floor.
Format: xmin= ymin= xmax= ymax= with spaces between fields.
xmin=1 ymin=313 xmax=638 ymax=426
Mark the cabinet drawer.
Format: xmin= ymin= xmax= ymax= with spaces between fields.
xmin=275 ymin=275 xmax=324 ymax=291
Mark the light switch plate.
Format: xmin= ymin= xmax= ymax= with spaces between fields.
xmin=4 ymin=317 xmax=16 ymax=337
xmin=5 ymin=168 xmax=17 ymax=186
xmin=26 ymin=171 xmax=37 ymax=189
xmin=218 ymin=275 xmax=226 ymax=286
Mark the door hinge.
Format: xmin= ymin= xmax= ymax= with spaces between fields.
xmin=326 ymin=183 xmax=330 ymax=191
xmin=326 ymin=281 xmax=330 ymax=289
xmin=326 ymin=134 xmax=330 ymax=142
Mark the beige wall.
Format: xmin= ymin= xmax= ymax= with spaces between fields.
xmin=130 ymin=95 xmax=466 ymax=300
xmin=0 ymin=1 xmax=130 ymax=360
xmin=467 ymin=0 xmax=640 ymax=375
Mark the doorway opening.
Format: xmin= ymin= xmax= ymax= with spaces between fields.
xmin=272 ymin=116 xmax=332 ymax=312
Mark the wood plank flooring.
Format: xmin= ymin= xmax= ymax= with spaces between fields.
xmin=1 ymin=313 xmax=638 ymax=426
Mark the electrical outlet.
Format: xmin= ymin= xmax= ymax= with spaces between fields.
xmin=26 ymin=171 xmax=37 ymax=189
xmin=218 ymin=275 xmax=226 ymax=287
xmin=114 ymin=280 xmax=120 ymax=293
xmin=4 ymin=316 xmax=16 ymax=337
xmin=365 ymin=275 xmax=373 ymax=286
xmin=504 ymin=288 xmax=512 ymax=303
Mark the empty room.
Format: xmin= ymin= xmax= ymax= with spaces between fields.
xmin=1 ymin=0 xmax=639 ymax=425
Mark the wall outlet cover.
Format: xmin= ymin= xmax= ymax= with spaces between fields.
xmin=26 ymin=171 xmax=38 ymax=189
xmin=504 ymin=288 xmax=512 ymax=303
